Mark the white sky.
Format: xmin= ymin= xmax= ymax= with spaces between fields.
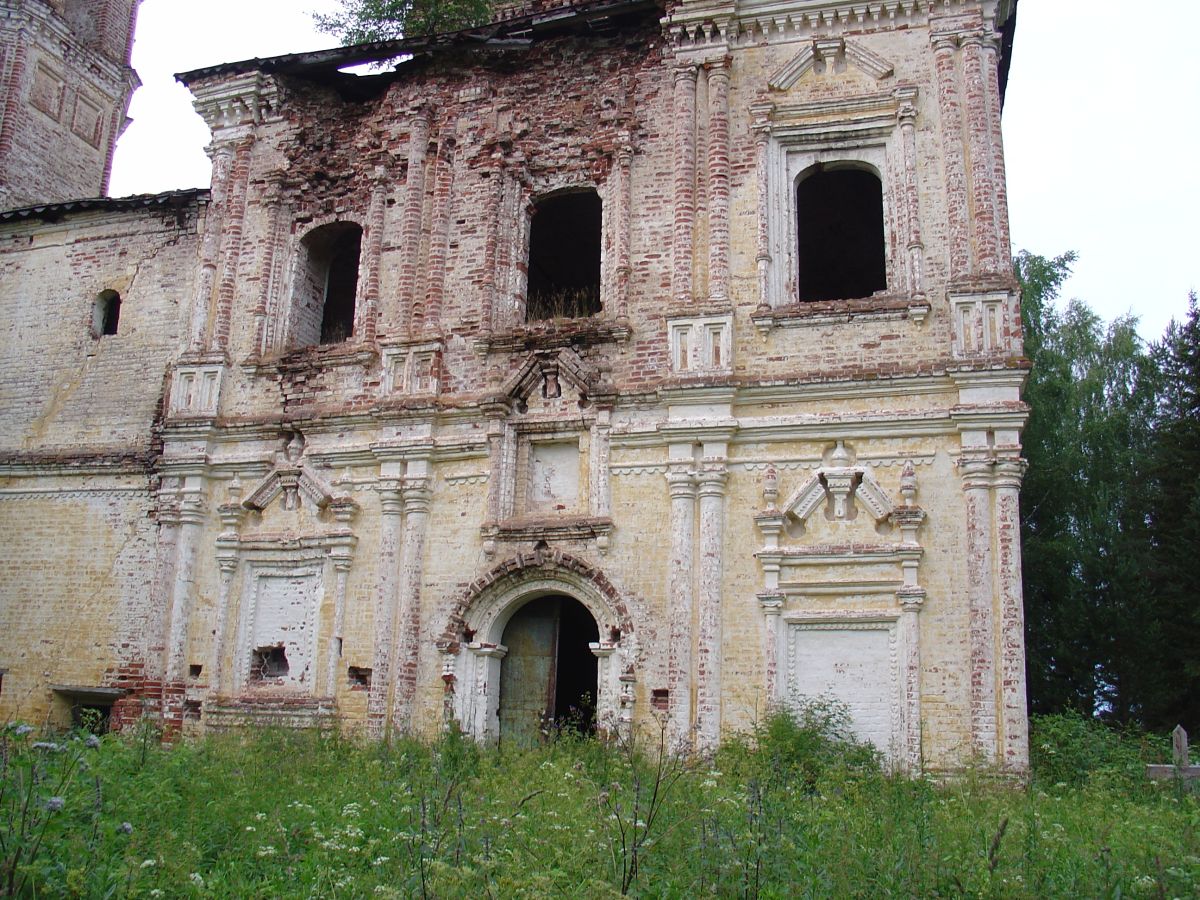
xmin=109 ymin=0 xmax=1199 ymax=341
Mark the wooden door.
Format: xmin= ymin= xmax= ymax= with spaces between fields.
xmin=498 ymin=597 xmax=561 ymax=749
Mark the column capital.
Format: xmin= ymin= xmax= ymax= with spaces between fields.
xmin=993 ymin=458 xmax=1027 ymax=488
xmin=757 ymin=592 xmax=785 ymax=616
xmin=378 ymin=478 xmax=405 ymax=515
xmin=666 ymin=467 xmax=697 ymax=499
xmin=697 ymin=466 xmax=728 ymax=497
xmin=673 ymin=62 xmax=700 ymax=83
xmin=958 ymin=457 xmax=993 ymax=490
xmin=897 ymin=587 xmax=927 ymax=613
xmin=931 ymin=34 xmax=959 ymax=54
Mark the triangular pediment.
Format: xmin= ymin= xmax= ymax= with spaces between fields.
xmin=500 ymin=347 xmax=602 ymax=412
xmin=768 ymin=38 xmax=894 ymax=92
xmin=239 ymin=432 xmax=356 ymax=519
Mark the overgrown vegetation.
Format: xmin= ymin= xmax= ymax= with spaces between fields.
xmin=3 ymin=711 xmax=1196 ymax=897
xmin=313 ymin=0 xmax=494 ymax=44
xmin=1019 ymin=252 xmax=1200 ymax=732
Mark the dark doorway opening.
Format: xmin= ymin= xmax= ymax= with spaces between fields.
xmin=527 ymin=191 xmax=602 ymax=321
xmin=796 ymin=166 xmax=886 ymax=302
xmin=320 ymin=228 xmax=361 ymax=344
xmin=498 ymin=594 xmax=599 ymax=747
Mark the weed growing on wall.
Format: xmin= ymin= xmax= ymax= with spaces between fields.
xmin=0 ymin=712 xmax=1196 ymax=896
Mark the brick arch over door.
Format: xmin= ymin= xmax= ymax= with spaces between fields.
xmin=438 ymin=549 xmax=636 ymax=742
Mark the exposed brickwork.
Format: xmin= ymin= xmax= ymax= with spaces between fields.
xmin=0 ymin=0 xmax=1030 ymax=771
xmin=0 ymin=0 xmax=140 ymax=209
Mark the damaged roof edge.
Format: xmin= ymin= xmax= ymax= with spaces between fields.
xmin=175 ymin=0 xmax=661 ymax=86
xmin=0 ymin=188 xmax=210 ymax=224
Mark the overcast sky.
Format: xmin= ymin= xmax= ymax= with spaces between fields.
xmin=108 ymin=0 xmax=1199 ymax=341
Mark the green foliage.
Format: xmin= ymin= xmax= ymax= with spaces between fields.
xmin=1141 ymin=292 xmax=1200 ymax=731
xmin=1029 ymin=712 xmax=1162 ymax=790
xmin=1 ymin=722 xmax=1198 ymax=897
xmin=313 ymin=0 xmax=495 ymax=44
xmin=1017 ymin=251 xmax=1162 ymax=722
xmin=720 ymin=700 xmax=881 ymax=789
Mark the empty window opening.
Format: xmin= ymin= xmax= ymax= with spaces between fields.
xmin=796 ymin=166 xmax=886 ymax=302
xmin=348 ymin=666 xmax=372 ymax=690
xmin=526 ymin=191 xmax=602 ymax=321
xmin=498 ymin=595 xmax=599 ymax=747
xmin=183 ymin=700 xmax=202 ymax=722
xmin=292 ymin=222 xmax=362 ymax=348
xmin=92 ymin=289 xmax=121 ymax=337
xmin=651 ymin=688 xmax=669 ymax=711
xmin=71 ymin=702 xmax=111 ymax=734
xmin=188 ymin=664 xmax=203 ymax=679
xmin=250 ymin=645 xmax=289 ymax=680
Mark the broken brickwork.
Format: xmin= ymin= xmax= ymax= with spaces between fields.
xmin=0 ymin=0 xmax=1029 ymax=772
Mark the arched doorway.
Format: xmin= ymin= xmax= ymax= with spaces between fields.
xmin=498 ymin=594 xmax=599 ymax=747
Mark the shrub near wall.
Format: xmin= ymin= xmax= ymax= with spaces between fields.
xmin=1 ymin=714 xmax=1197 ymax=897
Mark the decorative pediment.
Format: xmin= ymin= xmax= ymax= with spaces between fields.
xmin=769 ymin=38 xmax=894 ymax=92
xmin=238 ymin=432 xmax=357 ymax=520
xmin=499 ymin=347 xmax=607 ymax=410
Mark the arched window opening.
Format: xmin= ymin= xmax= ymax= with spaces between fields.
xmin=497 ymin=594 xmax=599 ymax=747
xmin=796 ymin=166 xmax=886 ymax=302
xmin=526 ymin=190 xmax=601 ymax=321
xmin=92 ymin=289 xmax=120 ymax=337
xmin=292 ymin=222 xmax=362 ymax=348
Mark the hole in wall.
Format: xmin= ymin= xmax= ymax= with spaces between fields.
xmin=92 ymin=289 xmax=121 ymax=337
xmin=250 ymin=645 xmax=289 ymax=680
xmin=796 ymin=166 xmax=886 ymax=302
xmin=188 ymin=664 xmax=203 ymax=679
xmin=526 ymin=190 xmax=602 ymax=321
xmin=347 ymin=666 xmax=372 ymax=690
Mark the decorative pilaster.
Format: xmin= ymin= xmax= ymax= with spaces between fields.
xmin=422 ymin=136 xmax=456 ymax=331
xmin=614 ymin=140 xmax=633 ymax=319
xmin=931 ymin=35 xmax=970 ymax=279
xmin=960 ymin=457 xmax=996 ymax=762
xmin=325 ymin=553 xmax=353 ymax=698
xmin=897 ymin=588 xmax=926 ymax=772
xmin=252 ymin=174 xmax=283 ymax=356
xmin=671 ymin=64 xmax=698 ymax=305
xmin=590 ymin=408 xmax=613 ymax=529
xmin=399 ymin=111 xmax=431 ymax=336
xmin=665 ymin=464 xmax=697 ymax=749
xmin=189 ymin=143 xmax=234 ymax=350
xmin=895 ymin=85 xmax=925 ymax=301
xmin=960 ymin=32 xmax=999 ymax=274
xmin=479 ymin=160 xmax=504 ymax=336
xmin=360 ymin=169 xmax=388 ymax=344
xmin=706 ymin=60 xmax=731 ymax=304
xmin=752 ymin=116 xmax=772 ymax=310
xmin=164 ymin=485 xmax=206 ymax=684
xmin=758 ymin=592 xmax=784 ymax=704
xmin=212 ymin=135 xmax=255 ymax=352
xmin=367 ymin=478 xmax=405 ymax=738
xmin=209 ymin=485 xmax=246 ymax=695
xmin=390 ymin=472 xmax=432 ymax=732
xmin=695 ymin=464 xmax=727 ymax=752
xmin=994 ymin=458 xmax=1028 ymax=771
xmin=982 ymin=33 xmax=1013 ymax=263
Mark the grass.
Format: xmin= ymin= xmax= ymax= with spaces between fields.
xmin=2 ymin=710 xmax=1197 ymax=898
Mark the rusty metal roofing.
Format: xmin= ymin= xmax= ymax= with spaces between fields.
xmin=0 ymin=189 xmax=208 ymax=224
xmin=175 ymin=0 xmax=660 ymax=85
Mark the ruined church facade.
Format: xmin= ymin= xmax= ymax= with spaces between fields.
xmin=0 ymin=0 xmax=1028 ymax=772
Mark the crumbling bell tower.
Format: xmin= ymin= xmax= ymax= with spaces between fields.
xmin=0 ymin=0 xmax=141 ymax=209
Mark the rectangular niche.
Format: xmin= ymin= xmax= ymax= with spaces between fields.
xmin=240 ymin=567 xmax=322 ymax=692
xmin=785 ymin=620 xmax=898 ymax=757
xmin=667 ymin=314 xmax=732 ymax=374
xmin=525 ymin=440 xmax=580 ymax=515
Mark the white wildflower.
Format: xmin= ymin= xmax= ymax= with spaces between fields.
xmin=189 ymin=873 xmax=205 ymax=887
xmin=140 ymin=859 xmax=156 ymax=869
